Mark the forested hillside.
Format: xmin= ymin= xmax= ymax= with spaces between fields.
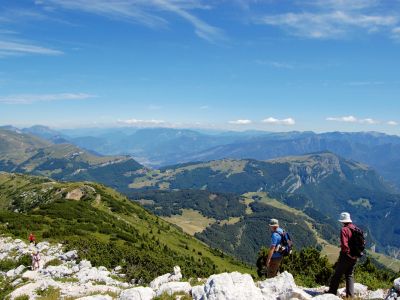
xmin=0 ymin=172 xmax=250 ymax=282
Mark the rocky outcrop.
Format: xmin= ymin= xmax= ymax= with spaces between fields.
xmin=0 ymin=236 xmax=396 ymax=300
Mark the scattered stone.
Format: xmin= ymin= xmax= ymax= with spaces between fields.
xmin=6 ymin=265 xmax=26 ymax=278
xmin=76 ymin=295 xmax=113 ymax=300
xmin=118 ymin=287 xmax=155 ymax=300
xmin=156 ymin=281 xmax=192 ymax=297
xmin=312 ymin=294 xmax=341 ymax=300
xmin=338 ymin=282 xmax=368 ymax=298
xmin=60 ymin=250 xmax=78 ymax=261
xmin=367 ymin=289 xmax=385 ymax=299
xmin=394 ymin=278 xmax=400 ymax=292
xmin=150 ymin=265 xmax=182 ymax=290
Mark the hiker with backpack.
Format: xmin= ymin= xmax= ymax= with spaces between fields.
xmin=327 ymin=212 xmax=365 ymax=298
xmin=266 ymin=218 xmax=292 ymax=278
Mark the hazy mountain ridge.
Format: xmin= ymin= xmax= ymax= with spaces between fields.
xmin=18 ymin=126 xmax=400 ymax=189
xmin=0 ymin=128 xmax=143 ymax=189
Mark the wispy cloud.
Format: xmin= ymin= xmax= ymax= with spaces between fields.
xmin=262 ymin=117 xmax=295 ymax=126
xmin=256 ymin=0 xmax=399 ymax=40
xmin=118 ymin=118 xmax=165 ymax=125
xmin=0 ymin=93 xmax=95 ymax=104
xmin=0 ymin=40 xmax=63 ymax=57
xmin=255 ymin=60 xmax=294 ymax=69
xmin=228 ymin=119 xmax=252 ymax=125
xmin=387 ymin=121 xmax=398 ymax=126
xmin=346 ymin=81 xmax=384 ymax=86
xmin=35 ymin=0 xmax=224 ymax=42
xmin=326 ymin=115 xmax=379 ymax=124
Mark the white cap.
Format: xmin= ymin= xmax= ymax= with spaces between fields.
xmin=338 ymin=212 xmax=352 ymax=223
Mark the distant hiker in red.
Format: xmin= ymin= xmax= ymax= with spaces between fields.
xmin=327 ymin=212 xmax=365 ymax=298
xmin=29 ymin=233 xmax=36 ymax=245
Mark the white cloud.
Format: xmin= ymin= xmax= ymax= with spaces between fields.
xmin=0 ymin=40 xmax=63 ymax=57
xmin=326 ymin=115 xmax=379 ymax=124
xmin=262 ymin=117 xmax=295 ymax=126
xmin=228 ymin=119 xmax=252 ymax=125
xmin=387 ymin=121 xmax=398 ymax=126
xmin=35 ymin=0 xmax=224 ymax=42
xmin=0 ymin=93 xmax=94 ymax=104
xmin=256 ymin=0 xmax=399 ymax=40
xmin=118 ymin=118 xmax=165 ymax=125
xmin=392 ymin=27 xmax=400 ymax=40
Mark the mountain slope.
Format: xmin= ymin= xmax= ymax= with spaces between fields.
xmin=0 ymin=172 xmax=251 ymax=282
xmin=128 ymin=153 xmax=400 ymax=256
xmin=0 ymin=128 xmax=144 ymax=191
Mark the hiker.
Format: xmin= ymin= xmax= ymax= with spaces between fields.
xmin=29 ymin=232 xmax=36 ymax=245
xmin=266 ymin=218 xmax=285 ymax=278
xmin=327 ymin=212 xmax=365 ymax=298
xmin=31 ymin=249 xmax=41 ymax=270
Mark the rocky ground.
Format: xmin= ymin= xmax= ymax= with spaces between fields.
xmin=0 ymin=236 xmax=399 ymax=300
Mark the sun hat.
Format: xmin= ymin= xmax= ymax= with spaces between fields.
xmin=269 ymin=218 xmax=279 ymax=227
xmin=338 ymin=212 xmax=352 ymax=223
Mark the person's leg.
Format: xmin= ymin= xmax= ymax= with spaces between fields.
xmin=328 ymin=254 xmax=346 ymax=294
xmin=267 ymin=257 xmax=283 ymax=278
xmin=344 ymin=258 xmax=356 ymax=297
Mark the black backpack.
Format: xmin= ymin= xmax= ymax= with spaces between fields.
xmin=277 ymin=231 xmax=293 ymax=256
xmin=349 ymin=226 xmax=366 ymax=257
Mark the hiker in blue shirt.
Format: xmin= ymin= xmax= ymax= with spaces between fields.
xmin=266 ymin=218 xmax=284 ymax=278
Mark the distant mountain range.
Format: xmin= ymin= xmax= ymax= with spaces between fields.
xmin=9 ymin=125 xmax=400 ymax=190
xmin=127 ymin=153 xmax=400 ymax=258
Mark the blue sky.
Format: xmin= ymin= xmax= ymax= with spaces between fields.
xmin=0 ymin=0 xmax=399 ymax=134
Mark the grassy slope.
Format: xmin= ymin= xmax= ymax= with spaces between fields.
xmin=0 ymin=172 xmax=252 ymax=280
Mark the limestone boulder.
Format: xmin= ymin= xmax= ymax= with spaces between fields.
xmin=192 ymin=272 xmax=264 ymax=300
xmin=118 ymin=287 xmax=155 ymax=300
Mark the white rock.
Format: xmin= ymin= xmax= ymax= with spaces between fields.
xmin=338 ymin=283 xmax=368 ymax=297
xmin=11 ymin=278 xmax=23 ymax=287
xmin=118 ymin=286 xmax=155 ymax=300
xmin=98 ymin=266 xmax=108 ymax=272
xmin=60 ymin=250 xmax=78 ymax=261
xmin=45 ymin=265 xmax=74 ymax=278
xmin=312 ymin=295 xmax=341 ymax=300
xmin=367 ymin=289 xmax=385 ymax=299
xmin=79 ymin=259 xmax=92 ymax=269
xmin=394 ymin=278 xmax=400 ymax=292
xmin=192 ymin=272 xmax=264 ymax=300
xmin=6 ymin=265 xmax=26 ymax=278
xmin=76 ymin=295 xmax=113 ymax=300
xmin=258 ymin=271 xmax=297 ymax=298
xmin=114 ymin=266 xmax=123 ymax=273
xmin=156 ymin=281 xmax=192 ymax=297
xmin=22 ymin=270 xmax=40 ymax=280
xmin=9 ymin=278 xmax=59 ymax=300
xmin=72 ymin=265 xmax=80 ymax=273
xmin=150 ymin=265 xmax=182 ymax=290
xmin=278 ymin=288 xmax=313 ymax=300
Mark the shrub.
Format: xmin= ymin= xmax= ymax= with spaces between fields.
xmin=44 ymin=259 xmax=63 ymax=268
